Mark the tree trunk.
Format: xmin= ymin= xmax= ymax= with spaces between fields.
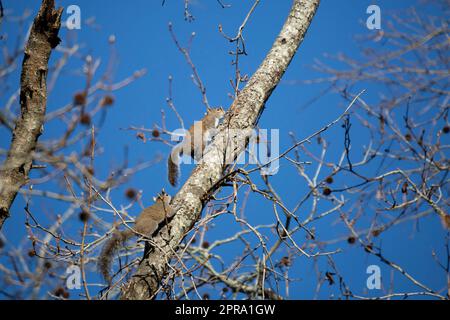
xmin=121 ymin=0 xmax=321 ymax=300
xmin=0 ymin=0 xmax=62 ymax=230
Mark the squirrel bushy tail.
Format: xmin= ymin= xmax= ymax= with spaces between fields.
xmin=168 ymin=143 xmax=183 ymax=187
xmin=98 ymin=229 xmax=134 ymax=284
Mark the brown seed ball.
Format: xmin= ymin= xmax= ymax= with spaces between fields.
xmin=44 ymin=261 xmax=52 ymax=269
xmin=151 ymin=128 xmax=160 ymax=138
xmin=79 ymin=210 xmax=90 ymax=222
xmin=325 ymin=176 xmax=334 ymax=184
xmin=222 ymin=287 xmax=229 ymax=293
xmin=323 ymin=188 xmax=332 ymax=196
xmin=372 ymin=229 xmax=381 ymax=237
xmin=365 ymin=244 xmax=373 ymax=253
xmin=28 ymin=249 xmax=36 ymax=257
xmin=79 ymin=113 xmax=91 ymax=125
xmin=101 ymin=95 xmax=115 ymax=107
xmin=201 ymin=241 xmax=210 ymax=249
xmin=54 ymin=287 xmax=65 ymax=297
xmin=443 ymin=126 xmax=450 ymax=134
xmin=73 ymin=92 xmax=87 ymax=106
xmin=62 ymin=291 xmax=70 ymax=299
xmin=125 ymin=188 xmax=137 ymax=200
xmin=202 ymin=293 xmax=210 ymax=300
xmin=347 ymin=236 xmax=356 ymax=244
xmin=404 ymin=133 xmax=412 ymax=141
xmin=280 ymin=256 xmax=291 ymax=267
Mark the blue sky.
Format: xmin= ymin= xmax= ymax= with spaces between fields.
xmin=0 ymin=0 xmax=448 ymax=299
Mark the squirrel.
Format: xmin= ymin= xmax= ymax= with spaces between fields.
xmin=168 ymin=107 xmax=225 ymax=186
xmin=98 ymin=191 xmax=172 ymax=284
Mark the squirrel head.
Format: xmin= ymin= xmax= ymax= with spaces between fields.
xmin=153 ymin=189 xmax=172 ymax=204
xmin=206 ymin=106 xmax=225 ymax=119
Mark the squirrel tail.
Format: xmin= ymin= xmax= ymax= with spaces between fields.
xmin=168 ymin=143 xmax=183 ymax=187
xmin=98 ymin=229 xmax=134 ymax=284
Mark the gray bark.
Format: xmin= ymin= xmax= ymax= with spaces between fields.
xmin=0 ymin=0 xmax=62 ymax=230
xmin=121 ymin=0 xmax=320 ymax=299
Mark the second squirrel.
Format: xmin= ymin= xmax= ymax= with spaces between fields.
xmin=98 ymin=190 xmax=172 ymax=284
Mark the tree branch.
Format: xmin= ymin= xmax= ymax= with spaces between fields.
xmin=0 ymin=0 xmax=63 ymax=230
xmin=120 ymin=0 xmax=320 ymax=299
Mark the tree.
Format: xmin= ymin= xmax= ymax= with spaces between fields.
xmin=0 ymin=0 xmax=448 ymax=300
xmin=121 ymin=0 xmax=320 ymax=300
xmin=0 ymin=0 xmax=62 ymax=230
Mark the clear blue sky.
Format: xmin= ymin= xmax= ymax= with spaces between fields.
xmin=0 ymin=0 xmax=447 ymax=299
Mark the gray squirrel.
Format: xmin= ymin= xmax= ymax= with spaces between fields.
xmin=168 ymin=107 xmax=225 ymax=186
xmin=98 ymin=191 xmax=172 ymax=284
